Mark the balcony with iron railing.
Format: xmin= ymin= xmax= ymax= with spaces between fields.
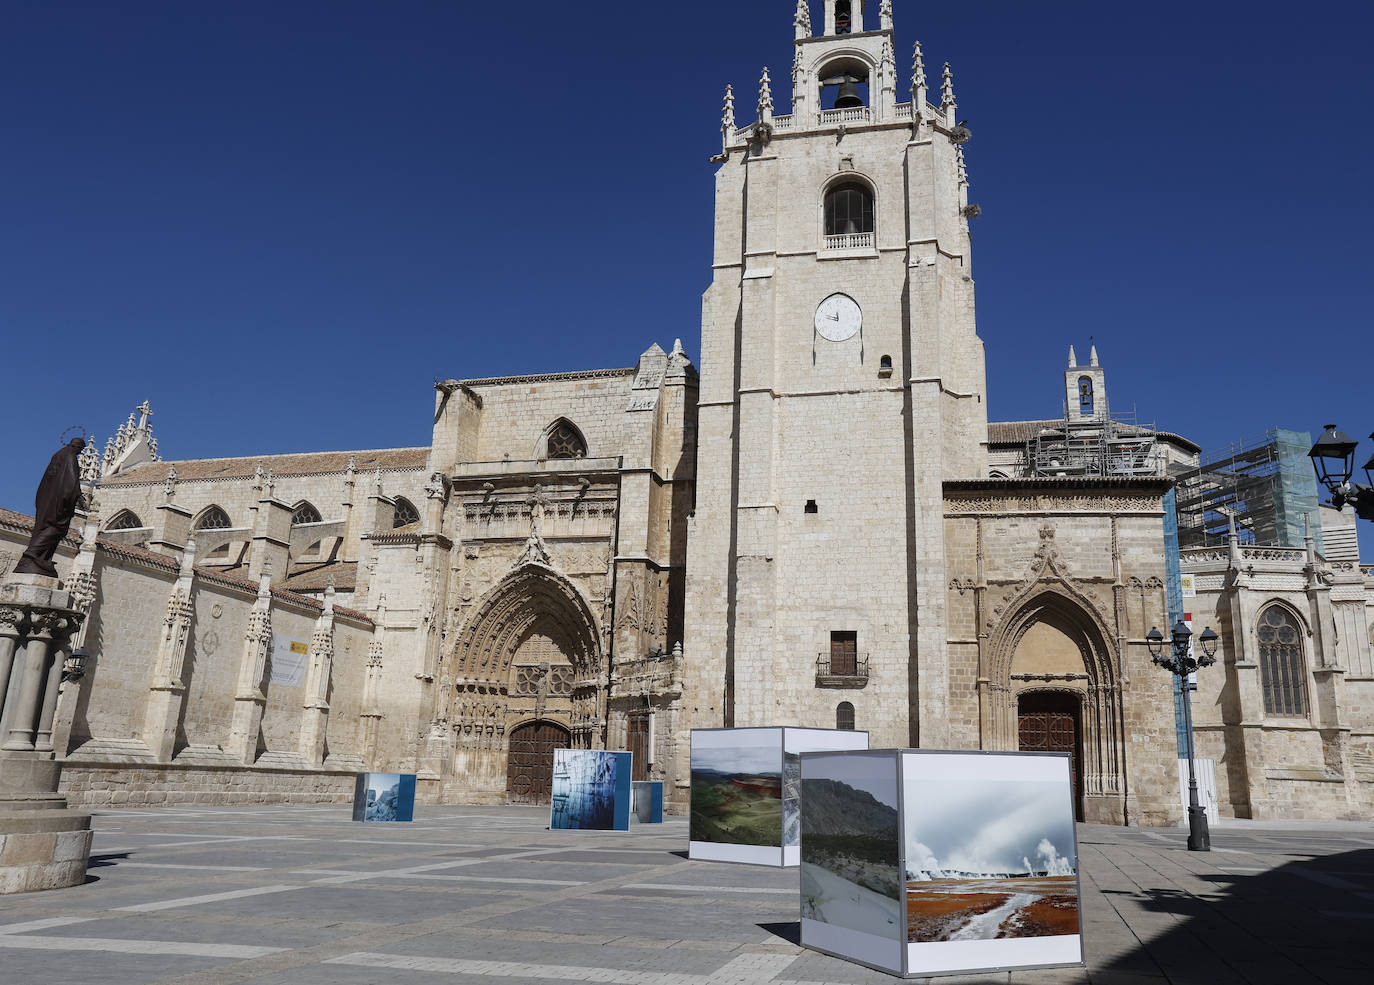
xmin=816 ymin=653 xmax=870 ymax=688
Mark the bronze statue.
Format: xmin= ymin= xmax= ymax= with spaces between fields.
xmin=14 ymin=438 xmax=87 ymax=579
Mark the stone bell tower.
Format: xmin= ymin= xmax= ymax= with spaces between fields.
xmin=681 ymin=0 xmax=988 ymax=776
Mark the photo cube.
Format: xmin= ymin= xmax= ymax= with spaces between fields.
xmin=550 ymin=749 xmax=633 ymax=831
xmin=631 ymin=781 xmax=664 ymax=824
xmin=690 ymin=726 xmax=869 ymax=866
xmin=799 ymin=750 xmax=1083 ymax=979
xmin=352 ymin=773 xmax=417 ymax=823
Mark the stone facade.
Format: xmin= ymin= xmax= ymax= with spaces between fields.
xmin=1182 ymin=527 xmax=1374 ymax=819
xmin=2 ymin=2 xmax=1371 ymax=824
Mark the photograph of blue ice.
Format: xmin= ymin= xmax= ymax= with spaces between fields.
xmin=631 ymin=781 xmax=664 ymax=823
xmin=550 ymin=750 xmax=631 ymax=830
xmin=351 ymin=773 xmax=417 ymax=823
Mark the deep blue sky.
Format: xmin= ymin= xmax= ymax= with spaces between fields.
xmin=4 ymin=1 xmax=1373 ymax=551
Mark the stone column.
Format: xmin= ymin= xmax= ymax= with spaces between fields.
xmin=140 ymin=543 xmax=198 ymax=762
xmin=2 ymin=614 xmax=60 ymax=751
xmin=1 ymin=572 xmax=92 ymax=894
xmin=298 ymin=587 xmax=336 ymax=768
xmin=227 ymin=571 xmax=273 ymax=765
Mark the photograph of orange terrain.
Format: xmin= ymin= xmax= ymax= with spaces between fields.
xmin=905 ymin=775 xmax=1080 ymax=944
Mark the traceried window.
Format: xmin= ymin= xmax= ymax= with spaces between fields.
xmin=824 ymin=182 xmax=874 ymax=238
xmin=1257 ymin=605 xmax=1307 ymax=716
xmin=291 ymin=501 xmax=322 ymax=525
xmin=836 ymin=701 xmax=856 ymax=731
xmin=194 ymin=506 xmax=232 ymax=531
xmin=546 ymin=420 xmax=587 ymax=460
xmin=392 ymin=497 xmax=421 ymax=529
xmin=105 ymin=510 xmax=143 ymax=531
xmin=1079 ymin=376 xmax=1095 ymax=416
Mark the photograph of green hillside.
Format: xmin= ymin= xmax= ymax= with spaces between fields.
xmin=800 ymin=754 xmax=902 ymax=942
xmin=690 ymin=736 xmax=783 ymax=846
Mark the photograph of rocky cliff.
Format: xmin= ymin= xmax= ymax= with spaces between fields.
xmin=904 ymin=774 xmax=1079 ymax=943
xmin=800 ymin=755 xmax=902 ymax=940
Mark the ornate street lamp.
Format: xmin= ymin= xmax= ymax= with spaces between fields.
xmin=62 ymin=647 xmax=89 ymax=684
xmin=1308 ymin=426 xmax=1374 ymax=520
xmin=1147 ymin=620 xmax=1219 ymax=851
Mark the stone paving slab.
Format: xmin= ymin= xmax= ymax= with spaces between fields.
xmin=0 ymin=806 xmax=1370 ymax=984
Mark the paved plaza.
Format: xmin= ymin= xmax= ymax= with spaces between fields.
xmin=0 ymin=806 xmax=1370 ymax=985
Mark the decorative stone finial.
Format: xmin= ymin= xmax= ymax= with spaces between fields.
xmin=941 ymin=61 xmax=957 ymax=118
xmin=956 ymin=144 xmax=968 ymax=185
xmin=880 ymin=0 xmax=894 ymax=31
xmin=1090 ymin=344 xmax=1099 ymax=367
xmin=1068 ymin=345 xmax=1078 ymax=367
xmin=758 ymin=67 xmax=774 ymax=122
xmin=672 ymin=337 xmax=685 ymax=356
xmin=78 ymin=441 xmax=101 ymax=484
xmin=164 ymin=465 xmax=178 ymax=502
xmin=721 ymin=84 xmax=735 ymax=132
xmin=794 ymin=0 xmax=811 ymax=39
xmin=881 ymin=37 xmax=895 ymax=76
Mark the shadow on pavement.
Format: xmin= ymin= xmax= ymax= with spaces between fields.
xmin=1101 ymin=848 xmax=1374 ymax=985
xmin=758 ymin=921 xmax=801 ymax=945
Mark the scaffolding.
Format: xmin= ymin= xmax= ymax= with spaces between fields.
xmin=1173 ymin=429 xmax=1321 ymax=552
xmin=1027 ymin=402 xmax=1164 ymax=479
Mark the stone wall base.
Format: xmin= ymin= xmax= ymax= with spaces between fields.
xmin=0 ymin=808 xmax=93 ymax=894
xmin=58 ymin=762 xmax=358 ymax=809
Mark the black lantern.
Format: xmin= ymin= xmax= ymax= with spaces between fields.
xmin=1198 ymin=627 xmax=1219 ymax=666
xmin=1309 ymin=424 xmax=1359 ymax=492
xmin=62 ymin=647 xmax=89 ymax=683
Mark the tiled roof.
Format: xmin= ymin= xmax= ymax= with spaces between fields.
xmin=101 ymin=447 xmax=430 ymax=486
xmin=0 ymin=507 xmax=83 ymax=548
xmin=281 ymin=561 xmax=358 ymax=593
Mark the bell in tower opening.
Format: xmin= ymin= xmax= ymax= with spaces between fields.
xmin=822 ymin=71 xmax=868 ymax=109
xmin=835 ymin=1 xmax=852 ymax=34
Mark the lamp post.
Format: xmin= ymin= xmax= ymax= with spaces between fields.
xmin=1308 ymin=425 xmax=1374 ymax=521
xmin=1147 ymin=620 xmax=1220 ymax=851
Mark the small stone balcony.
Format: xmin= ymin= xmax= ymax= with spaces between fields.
xmin=815 ymin=653 xmax=870 ymax=689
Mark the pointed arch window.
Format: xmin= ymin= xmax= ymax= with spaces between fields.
xmin=105 ymin=509 xmax=144 ymax=531
xmin=835 ymin=1 xmax=853 ymax=34
xmin=836 ymin=701 xmax=856 ymax=731
xmin=392 ymin=497 xmax=421 ymax=529
xmin=1257 ymin=605 xmax=1307 ymax=716
xmin=1078 ymin=377 xmax=1095 ymax=416
xmin=291 ymin=501 xmax=322 ymax=525
xmin=194 ymin=506 xmax=232 ymax=531
xmin=545 ymin=420 xmax=587 ymax=460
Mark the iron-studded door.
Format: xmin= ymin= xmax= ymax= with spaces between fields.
xmin=627 ymin=714 xmax=649 ymax=781
xmin=506 ymin=720 xmax=571 ymax=805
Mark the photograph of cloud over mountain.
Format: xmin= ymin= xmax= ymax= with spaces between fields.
xmin=690 ymin=736 xmax=782 ymax=846
xmin=904 ymin=773 xmax=1079 ymax=943
xmin=800 ymin=755 xmax=902 ymax=940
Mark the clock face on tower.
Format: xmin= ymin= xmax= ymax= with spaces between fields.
xmin=814 ymin=293 xmax=862 ymax=342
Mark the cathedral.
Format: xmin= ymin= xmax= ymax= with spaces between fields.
xmin=3 ymin=1 xmax=1370 ymax=823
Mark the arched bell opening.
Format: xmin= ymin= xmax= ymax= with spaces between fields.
xmin=816 ymin=55 xmax=872 ymax=111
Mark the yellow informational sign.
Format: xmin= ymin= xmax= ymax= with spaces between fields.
xmin=1180 ymin=574 xmax=1196 ymax=598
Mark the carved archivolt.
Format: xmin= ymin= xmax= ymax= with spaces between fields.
xmin=449 ymin=562 xmax=602 ymax=685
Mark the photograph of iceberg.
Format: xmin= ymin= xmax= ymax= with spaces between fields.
xmin=352 ymin=773 xmax=417 ymax=823
xmin=799 ymin=754 xmax=903 ymax=941
xmin=550 ymin=749 xmax=629 ymax=830
xmin=690 ymin=733 xmax=783 ymax=846
xmin=904 ymin=773 xmax=1079 ymax=943
xmin=782 ymin=752 xmax=801 ymax=847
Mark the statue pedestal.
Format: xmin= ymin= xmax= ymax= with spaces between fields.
xmin=0 ymin=575 xmax=93 ymax=894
